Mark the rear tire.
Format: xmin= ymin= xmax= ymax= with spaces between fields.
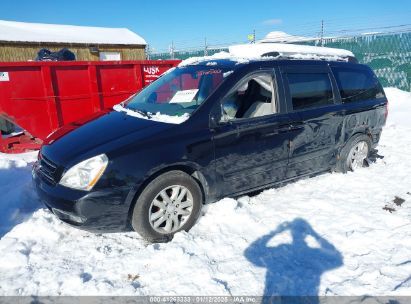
xmin=131 ymin=170 xmax=203 ymax=243
xmin=336 ymin=134 xmax=372 ymax=173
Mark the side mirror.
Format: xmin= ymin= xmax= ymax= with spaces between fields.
xmin=209 ymin=114 xmax=219 ymax=129
xmin=209 ymin=102 xmax=234 ymax=129
xmin=209 ymin=103 xmax=223 ymax=129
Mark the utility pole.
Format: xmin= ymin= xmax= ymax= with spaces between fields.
xmin=320 ymin=20 xmax=324 ymax=46
xmin=146 ymin=44 xmax=150 ymax=60
xmin=170 ymin=41 xmax=175 ymax=59
xmin=253 ymin=29 xmax=256 ymax=43
xmin=204 ymin=37 xmax=208 ymax=56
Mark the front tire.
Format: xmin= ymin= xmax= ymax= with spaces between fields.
xmin=131 ymin=171 xmax=203 ymax=242
xmin=337 ymin=134 xmax=371 ymax=173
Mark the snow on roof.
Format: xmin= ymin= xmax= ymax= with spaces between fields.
xmin=0 ymin=20 xmax=146 ymax=45
xmin=229 ymin=43 xmax=355 ymax=60
xmin=178 ymin=42 xmax=356 ymax=68
xmin=178 ymin=51 xmax=247 ymax=67
xmin=258 ymin=31 xmax=316 ymax=43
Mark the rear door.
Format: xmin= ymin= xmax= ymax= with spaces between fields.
xmin=280 ymin=64 xmax=343 ymax=178
xmin=330 ymin=64 xmax=388 ymax=145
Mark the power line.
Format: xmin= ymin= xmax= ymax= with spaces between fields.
xmin=153 ymin=10 xmax=411 ymax=51
xmin=151 ymin=21 xmax=411 ymax=55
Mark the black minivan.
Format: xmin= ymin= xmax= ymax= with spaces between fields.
xmin=33 ymin=56 xmax=388 ymax=242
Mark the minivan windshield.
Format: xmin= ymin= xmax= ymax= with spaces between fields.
xmin=121 ymin=65 xmax=230 ymax=121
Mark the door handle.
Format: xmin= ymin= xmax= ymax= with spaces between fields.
xmin=263 ymin=124 xmax=290 ymax=137
xmin=263 ymin=131 xmax=280 ymax=137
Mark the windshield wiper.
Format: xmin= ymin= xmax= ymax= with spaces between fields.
xmin=130 ymin=108 xmax=152 ymax=118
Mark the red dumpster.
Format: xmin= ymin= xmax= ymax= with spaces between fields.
xmin=0 ymin=60 xmax=180 ymax=153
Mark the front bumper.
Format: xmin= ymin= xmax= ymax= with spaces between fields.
xmin=32 ymin=162 xmax=134 ymax=232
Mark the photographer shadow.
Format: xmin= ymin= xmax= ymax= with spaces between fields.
xmin=245 ymin=218 xmax=343 ymax=302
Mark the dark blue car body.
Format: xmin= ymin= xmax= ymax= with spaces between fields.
xmin=32 ymin=59 xmax=388 ymax=232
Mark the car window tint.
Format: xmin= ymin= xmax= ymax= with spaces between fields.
xmin=331 ymin=67 xmax=385 ymax=103
xmin=287 ymin=73 xmax=334 ymax=110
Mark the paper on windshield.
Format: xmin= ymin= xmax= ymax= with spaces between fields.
xmin=169 ymin=89 xmax=199 ymax=103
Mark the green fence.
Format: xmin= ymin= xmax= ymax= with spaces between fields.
xmin=150 ymin=47 xmax=228 ymax=61
xmin=317 ymin=32 xmax=411 ymax=91
xmin=151 ymin=31 xmax=411 ymax=91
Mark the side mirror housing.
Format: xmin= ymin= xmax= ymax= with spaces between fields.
xmin=209 ymin=103 xmax=223 ymax=129
xmin=209 ymin=114 xmax=219 ymax=129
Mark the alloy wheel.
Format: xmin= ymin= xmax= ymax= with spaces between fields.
xmin=148 ymin=185 xmax=194 ymax=234
xmin=347 ymin=141 xmax=369 ymax=170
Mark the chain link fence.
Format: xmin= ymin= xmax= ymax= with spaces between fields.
xmin=149 ymin=47 xmax=227 ymax=61
xmin=150 ymin=31 xmax=411 ymax=91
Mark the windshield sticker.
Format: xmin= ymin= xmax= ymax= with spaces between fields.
xmin=197 ymin=69 xmax=222 ymax=76
xmin=169 ymin=89 xmax=199 ymax=103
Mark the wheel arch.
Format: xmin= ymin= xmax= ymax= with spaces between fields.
xmin=126 ymin=163 xmax=209 ymax=226
xmin=336 ymin=130 xmax=373 ymax=173
xmin=339 ymin=128 xmax=373 ymax=158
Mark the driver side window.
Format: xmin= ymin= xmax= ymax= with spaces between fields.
xmin=221 ymin=72 xmax=276 ymax=121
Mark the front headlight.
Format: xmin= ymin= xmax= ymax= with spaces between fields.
xmin=59 ymin=154 xmax=108 ymax=191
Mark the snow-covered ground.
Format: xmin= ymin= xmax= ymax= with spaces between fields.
xmin=0 ymin=88 xmax=410 ymax=296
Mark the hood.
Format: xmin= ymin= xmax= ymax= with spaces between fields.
xmin=41 ymin=110 xmax=173 ymax=165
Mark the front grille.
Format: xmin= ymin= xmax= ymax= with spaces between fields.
xmin=38 ymin=153 xmax=61 ymax=185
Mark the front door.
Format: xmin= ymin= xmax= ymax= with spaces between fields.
xmin=212 ymin=70 xmax=292 ymax=196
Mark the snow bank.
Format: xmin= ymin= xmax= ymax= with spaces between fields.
xmin=0 ymin=88 xmax=410 ymax=296
xmin=0 ymin=19 xmax=146 ymax=45
xmin=384 ymin=87 xmax=411 ymax=128
xmin=113 ymin=104 xmax=190 ymax=124
xmin=0 ymin=152 xmax=40 ymax=238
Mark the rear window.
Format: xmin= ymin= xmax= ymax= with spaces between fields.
xmin=287 ymin=73 xmax=334 ymax=110
xmin=331 ymin=66 xmax=385 ymax=103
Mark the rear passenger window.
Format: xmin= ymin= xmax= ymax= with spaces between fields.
xmin=287 ymin=73 xmax=334 ymax=110
xmin=331 ymin=67 xmax=385 ymax=103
